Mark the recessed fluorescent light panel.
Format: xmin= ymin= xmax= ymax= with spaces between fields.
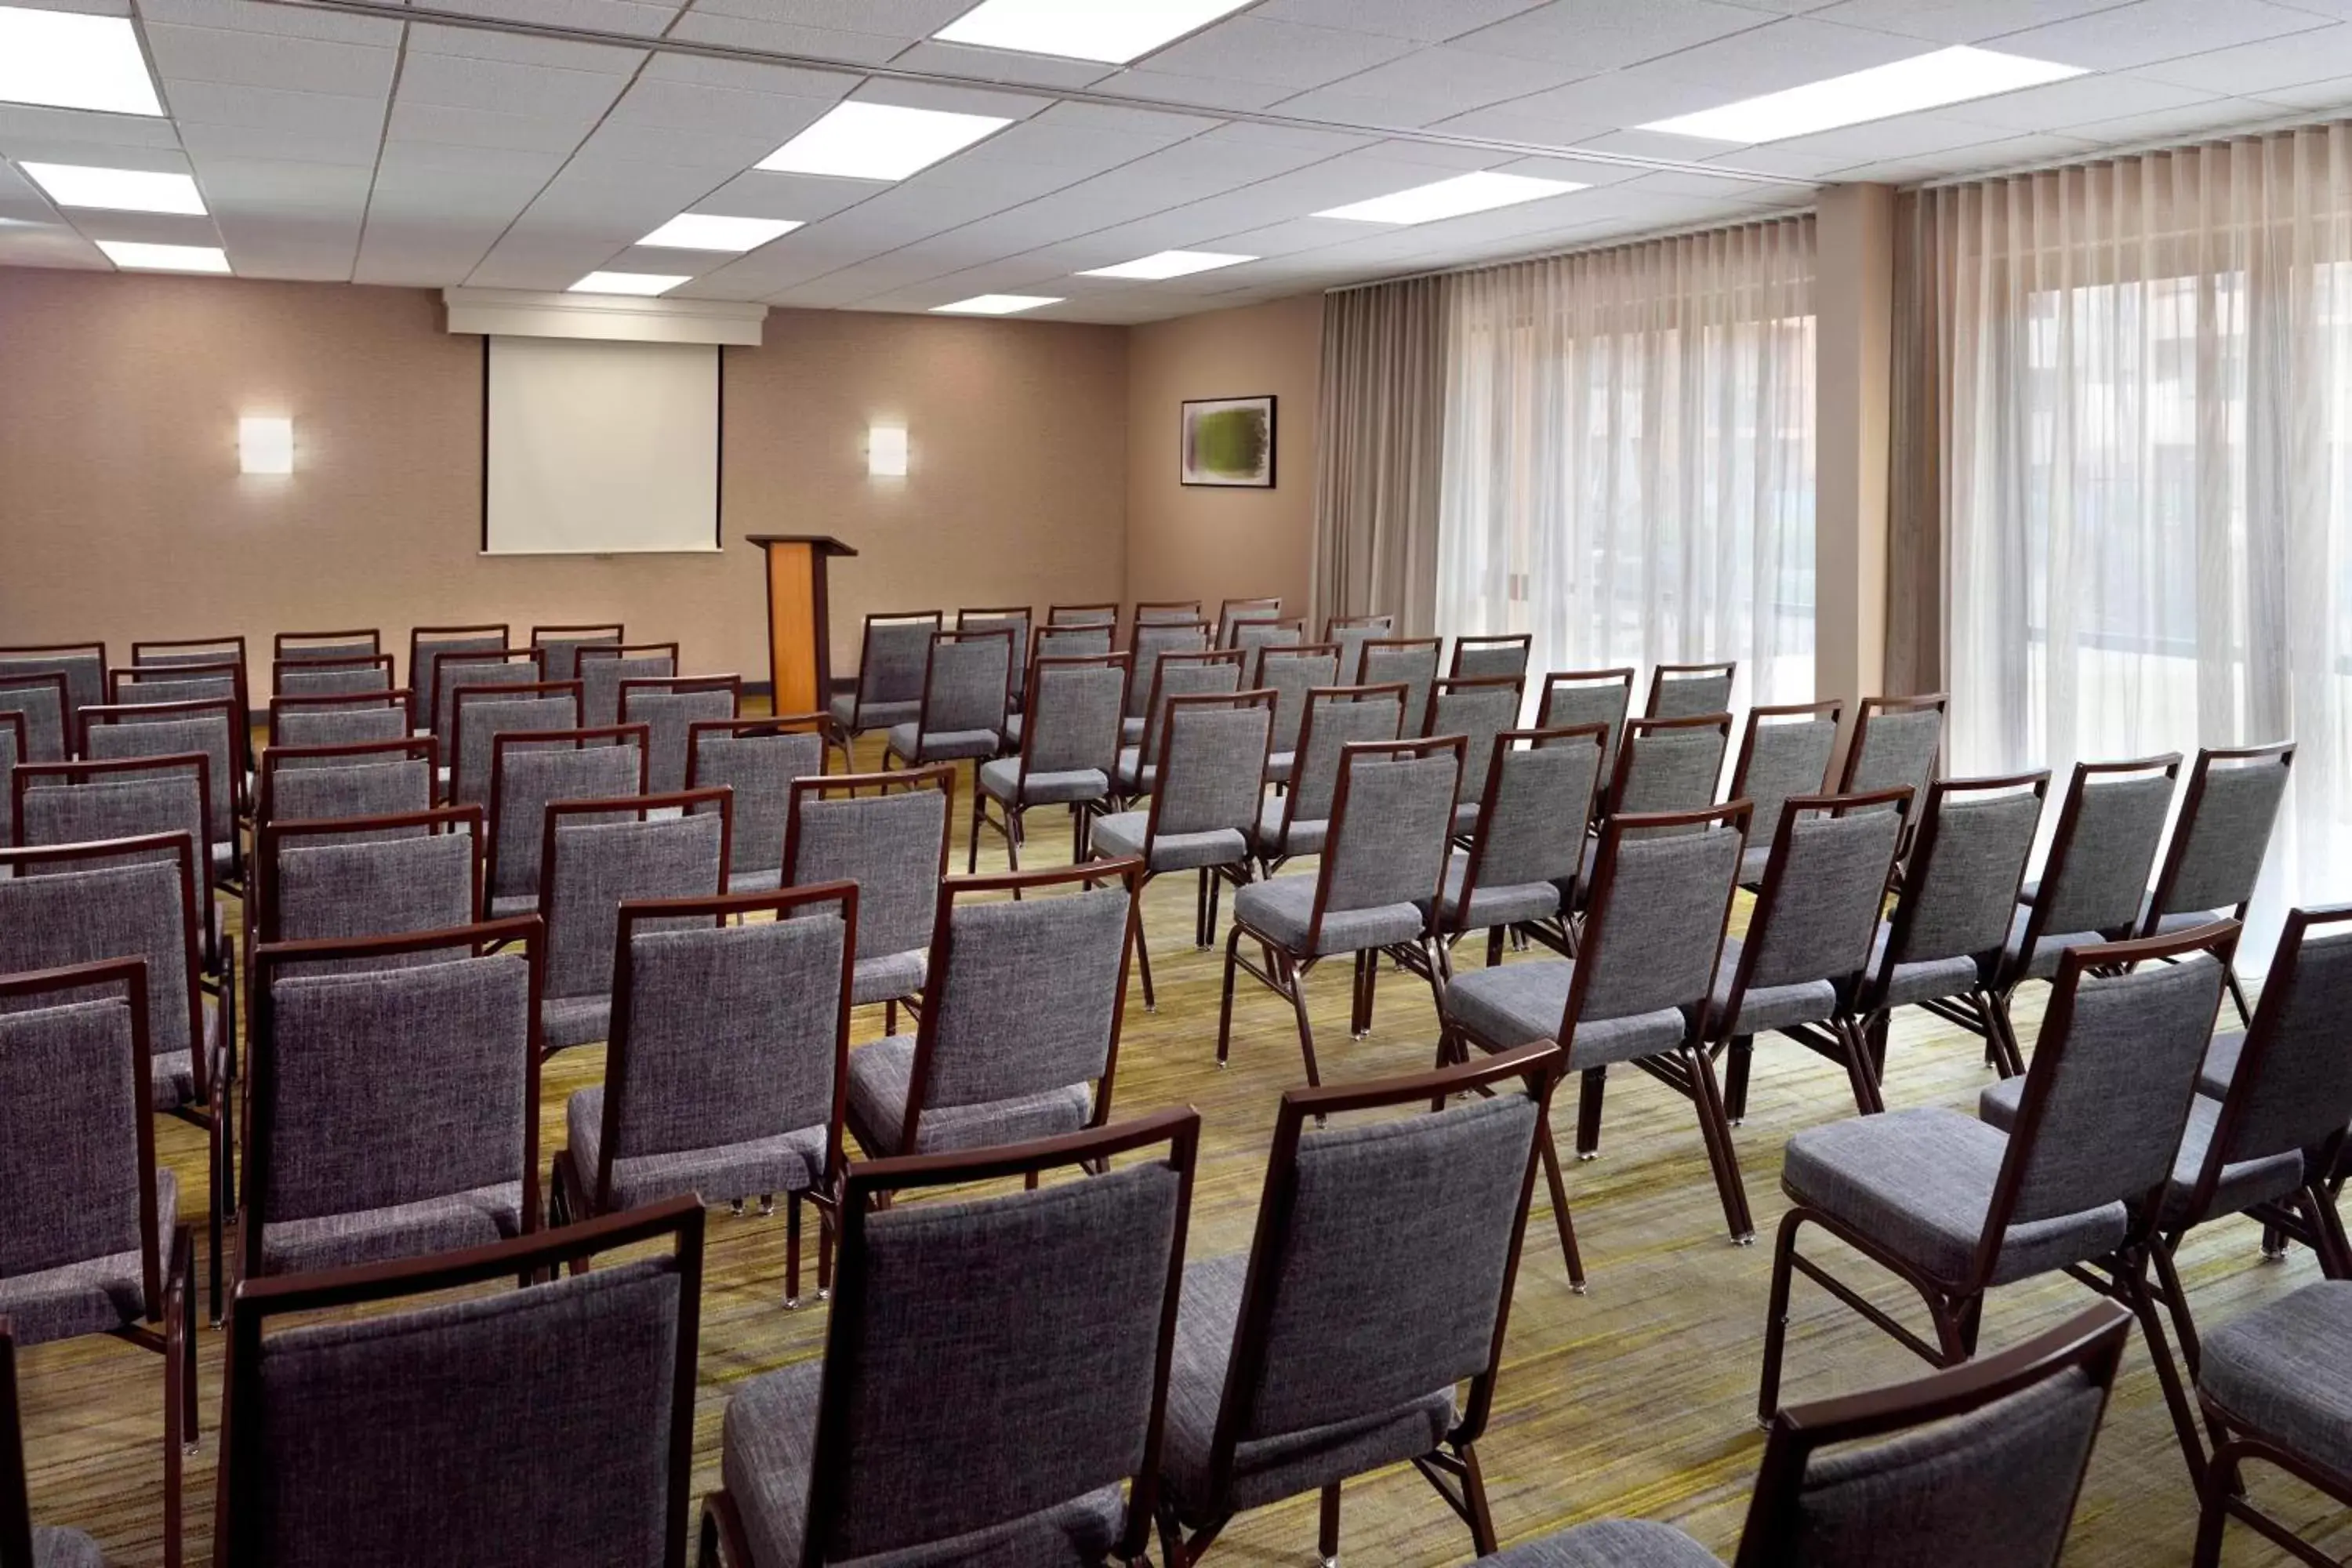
xmin=931 ymin=294 xmax=1061 ymax=315
xmin=638 ymin=213 xmax=802 ymax=251
xmin=568 ymin=271 xmax=691 ymax=296
xmin=935 ymin=0 xmax=1256 ymax=64
xmin=96 ymin=240 xmax=229 ymax=274
xmin=1639 ymin=46 xmax=2087 ymax=143
xmin=24 ymin=162 xmax=205 ymax=215
xmin=1316 ymin=172 xmax=1583 ymax=226
xmin=758 ymin=102 xmax=1011 ymax=181
xmin=1080 ymin=250 xmax=1256 ymax=280
xmin=0 ymin=6 xmax=162 ymax=115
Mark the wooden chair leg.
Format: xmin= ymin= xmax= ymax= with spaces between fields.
xmin=1687 ymin=1046 xmax=1755 ymax=1243
xmin=785 ymin=1190 xmax=804 ymax=1308
xmin=1319 ymin=1483 xmax=1341 ymax=1566
xmin=1574 ymin=1065 xmax=1607 ymax=1159
xmin=1537 ymin=1120 xmax=1587 ymax=1292
xmin=1725 ymin=1034 xmax=1755 ymax=1124
xmin=1215 ymin=924 xmax=1244 ymax=1068
xmin=2119 ymin=1244 xmax=2212 ymax=1487
xmin=1135 ymin=915 xmax=1158 ymax=1014
xmin=1283 ymin=952 xmax=1323 ymax=1087
xmin=1757 ymin=1209 xmax=1807 ymax=1424
xmin=1459 ymin=1441 xmax=1499 ymax=1556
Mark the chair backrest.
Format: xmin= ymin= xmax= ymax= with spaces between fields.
xmin=451 ymin=681 xmax=582 ymax=806
xmin=2143 ymin=742 xmax=2294 ymax=926
xmin=269 ymin=690 xmax=411 ymax=750
xmin=579 ymin=644 xmax=681 ymax=729
xmin=2014 ymin=756 xmax=2181 ymax=970
xmin=530 ymin=623 xmax=625 ymax=682
xmin=1422 ymin=677 xmax=1522 ymax=800
xmin=1456 ymin=725 xmax=1605 ymax=912
xmin=1875 ymin=773 xmax=2049 ymax=979
xmin=1359 ymin=638 xmax=1440 ymax=735
xmin=1257 ymin=645 xmax=1338 ymax=756
xmin=274 ymin=629 xmax=379 ymax=665
xmin=256 ymin=807 xmax=484 ymax=957
xmin=1232 ymin=618 xmax=1304 ymax=681
xmin=1196 ymin=1046 xmax=1561 ymax=1512
xmin=1282 ymin=684 xmax=1408 ymax=829
xmin=1308 ymin=739 xmax=1461 ymax=934
xmin=1127 ymin=620 xmax=1211 ymax=719
xmin=1033 ymin=622 xmax=1114 ymax=663
xmin=1322 ymin=613 xmax=1396 ymax=684
xmin=132 ymin=634 xmax=245 ymax=671
xmin=245 ymin=918 xmax=544 ymax=1277
xmin=914 ymin=629 xmax=1010 ymax=739
xmin=111 ymin=661 xmax=243 ymax=719
xmin=1018 ymin=654 xmax=1127 ymax=779
xmin=1648 ymin=660 xmax=1736 ymax=719
xmin=273 ymin=654 xmax=394 ymax=699
xmin=256 ymin=738 xmax=437 ymax=825
xmin=1568 ymin=804 xmax=1748 ymax=1035
xmin=686 ymin=717 xmax=826 ymax=881
xmin=541 ymin=791 xmax=729 ymax=1006
xmin=1216 ymin=597 xmax=1283 ymax=648
xmin=597 ymin=884 xmax=855 ymax=1210
xmin=621 ymin=675 xmax=741 ymax=793
xmin=1724 ymin=791 xmax=1910 ymax=1018
xmin=486 ymin=725 xmax=650 ymax=902
xmin=84 ymin=698 xmax=241 ymax=838
xmin=1134 ymin=599 xmax=1203 ymax=626
xmin=406 ymin=624 xmax=507 ymax=730
xmin=958 ymin=606 xmax=1031 ymax=703
xmin=893 ymin=861 xmax=1141 ymax=1152
xmin=785 ymin=768 xmax=951 ymax=969
xmin=1149 ymin=691 xmax=1275 ymax=840
xmin=0 ymin=673 xmax=67 ymax=763
xmin=0 ymin=644 xmax=107 ymax=732
xmin=1138 ymin=648 xmax=1245 ymax=768
xmin=429 ymin=648 xmax=542 ymax=739
xmin=1612 ymin=712 xmax=1733 ymax=829
xmin=807 ymin=1114 xmax=1197 ymax=1564
xmin=1733 ymin=1303 xmax=2130 ymax=1568
xmin=217 ymin=1198 xmax=702 ymax=1568
xmin=1450 ymin=633 xmax=1531 ymax=682
xmin=13 ymin=757 xmax=211 ymax=877
xmin=1838 ymin=693 xmax=1945 ymax=803
xmin=1728 ymin=701 xmax=1842 ymax=837
xmin=1536 ymin=668 xmax=1636 ymax=783
xmin=1047 ymin=601 xmax=1119 ymax=628
xmin=851 ymin=612 xmax=941 ymax=713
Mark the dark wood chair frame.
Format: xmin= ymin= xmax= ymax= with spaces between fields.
xmin=1835 ymin=691 xmax=1947 ymax=881
xmin=1231 ymin=619 xmax=1308 ymax=684
xmin=1319 ymin=614 xmax=1396 ymax=681
xmin=449 ymin=678 xmax=583 ymax=803
xmin=406 ymin=622 xmax=510 ymax=728
xmin=621 ymin=673 xmax=742 ymax=717
xmin=1215 ymin=597 xmax=1283 ymax=648
xmin=887 ymin=626 xmax=1015 ymax=771
xmin=1121 ymin=687 xmax=1275 ymax=1014
xmin=1356 ymin=636 xmax=1443 ymax=689
xmin=1030 ymin=621 xmax=1116 ymax=672
xmin=2138 ymin=740 xmax=2296 ymax=1027
xmin=273 ymin=628 xmax=380 ymax=661
xmin=0 ymin=710 xmax=20 ymax=820
xmin=269 ymin=652 xmax=394 ymax=699
xmin=782 ymin=764 xmax=954 ymax=1036
xmin=219 ymin=1194 xmax=703 ymax=1568
xmin=575 ymin=641 xmax=684 ymax=728
xmin=529 ymin=622 xmax=627 ymax=658
xmin=107 ymin=664 xmax=254 ymax=788
xmin=1602 ymin=710 xmax=1734 ymax=829
xmin=1726 ymin=699 xmax=1843 ymax=845
xmin=266 ymin=686 xmax=412 ymax=748
xmin=82 ymin=693 xmax=249 ymax=843
xmin=1120 ymin=647 xmax=1247 ymax=811
xmin=1419 ymin=673 xmax=1524 ymax=774
xmin=1537 ymin=668 xmax=1637 ymax=817
xmin=1045 ymin=601 xmax=1120 ymax=628
xmin=0 ymin=641 xmax=107 ymax=719
xmin=826 ymin=612 xmax=944 ymax=771
xmin=0 ymin=672 xmax=69 ymax=764
xmin=256 ymin=735 xmax=440 ymax=822
xmin=481 ymin=724 xmax=650 ymax=904
xmin=970 ymin=651 xmax=1130 ymax=873
xmin=1156 ymin=1044 xmax=1563 ymax=1567
xmin=1645 ymin=659 xmax=1738 ymax=718
xmin=956 ymin=605 xmax=1033 ymax=702
xmin=1131 ymin=599 xmax=1203 ymax=629
xmin=426 ymin=647 xmax=543 ymax=741
xmin=1253 ymin=681 xmax=1407 ymax=877
xmin=131 ymin=634 xmax=246 ymax=668
xmin=1445 ymin=633 xmax=1533 ymax=681
xmin=251 ymin=804 xmax=485 ymax=948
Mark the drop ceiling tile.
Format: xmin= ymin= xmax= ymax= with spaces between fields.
xmin=1210 ymin=215 xmax=1404 ymax=253
xmin=689 ymin=169 xmax=887 ymax=220
xmin=2060 ymin=94 xmax=2307 ymax=144
xmin=602 ymin=80 xmax=837 ymax=140
xmin=69 ymin=209 xmax=220 ymax=245
xmin=1027 ymin=100 xmax=1208 ymax=141
xmin=135 ymin=0 xmax=400 ymax=46
xmin=1569 ymin=125 xmax=1763 ymax=160
xmin=1251 ymin=0 xmax=1552 ymax=42
xmin=179 ymin=118 xmax=383 ymax=165
xmin=208 ymin=214 xmax=359 ymax=278
xmin=2247 ymin=72 xmax=2352 ymax=110
xmin=1089 ymin=70 xmax=1298 ymax=111
xmin=1806 ymin=0 xmax=2151 ymax=45
xmin=164 ymin=80 xmax=382 ymax=133
xmin=572 ymin=120 xmax=786 ymax=169
xmin=1446 ymin=0 xmax=1776 ymax=71
xmin=1101 ymin=135 xmax=1348 ymax=186
xmin=948 ymin=122 xmax=1194 ymax=178
xmin=1274 ymin=47 xmax=1594 ymax=124
xmin=394 ymin=53 xmax=633 ymax=120
xmin=1991 ymin=0 xmax=2331 ymax=71
xmin=1729 ymin=111 xmax=2031 ymax=162
xmin=634 ymin=54 xmax=855 ymax=97
xmin=887 ymin=41 xmax=1125 ymax=90
xmin=844 ymin=79 xmax=1057 ymax=120
xmin=1429 ymin=65 xmax=1751 ymax=137
xmin=1190 ymin=120 xmax=1374 ymax=156
xmin=188 ymin=156 xmax=374 ymax=213
xmin=385 ymin=100 xmax=598 ymax=155
xmin=0 ymin=103 xmax=184 ymax=149
xmin=1920 ymin=71 xmax=2223 ymax=132
xmin=659 ymin=10 xmax=913 ymax=64
xmin=0 ymin=224 xmax=108 ymax=267
xmin=1484 ymin=152 xmax=1666 ymax=186
xmin=1142 ymin=17 xmax=1422 ymax=90
xmin=429 ymin=0 xmax=683 ymax=38
xmin=2132 ymin=25 xmax=2352 ymax=94
xmin=1631 ymin=16 xmax=1937 ymax=90
xmin=406 ymin=21 xmax=647 ymax=72
xmin=143 ymin=24 xmax=397 ymax=95
xmin=0 ymin=139 xmax=190 ymax=173
xmin=724 ymin=0 xmax=973 ymax=34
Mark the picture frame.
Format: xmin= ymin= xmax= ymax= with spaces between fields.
xmin=1181 ymin=394 xmax=1276 ymax=488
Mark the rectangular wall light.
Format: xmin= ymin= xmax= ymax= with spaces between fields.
xmin=239 ymin=416 xmax=293 ymax=475
xmin=24 ymin=162 xmax=205 ymax=215
xmin=1315 ymin=171 xmax=1583 ymax=225
xmin=0 ymin=6 xmax=162 ymax=116
xmin=935 ymin=0 xmax=1256 ymax=64
xmin=96 ymin=239 xmax=229 ymax=273
xmin=868 ymin=424 xmax=908 ymax=478
xmin=1080 ymin=250 xmax=1256 ymax=280
xmin=759 ymin=102 xmax=1011 ymax=182
xmin=1639 ymin=47 xmax=2086 ymax=143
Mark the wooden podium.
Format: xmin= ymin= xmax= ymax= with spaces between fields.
xmin=748 ymin=535 xmax=856 ymax=715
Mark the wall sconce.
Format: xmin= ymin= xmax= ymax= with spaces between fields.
xmin=239 ymin=415 xmax=294 ymax=474
xmin=867 ymin=423 xmax=908 ymax=478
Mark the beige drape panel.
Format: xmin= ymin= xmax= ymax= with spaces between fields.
xmin=1312 ymin=275 xmax=1449 ymax=637
xmin=1888 ymin=190 xmax=1945 ymax=695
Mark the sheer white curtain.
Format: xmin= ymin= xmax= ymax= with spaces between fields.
xmin=1929 ymin=128 xmax=2352 ymax=954
xmin=1435 ymin=220 xmax=1817 ymax=705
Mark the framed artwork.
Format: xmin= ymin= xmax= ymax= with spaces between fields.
xmin=1181 ymin=394 xmax=1276 ymax=488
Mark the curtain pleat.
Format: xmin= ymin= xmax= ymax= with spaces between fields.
xmin=1311 ymin=277 xmax=1449 ymax=636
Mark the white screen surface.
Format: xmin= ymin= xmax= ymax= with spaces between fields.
xmin=484 ymin=335 xmax=720 ymax=554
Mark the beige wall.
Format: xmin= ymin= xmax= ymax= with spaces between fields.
xmin=0 ymin=268 xmax=1129 ymax=685
xmin=1124 ymin=293 xmax=1324 ymax=626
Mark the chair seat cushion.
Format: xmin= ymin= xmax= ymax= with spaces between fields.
xmin=1266 ymin=750 xmax=1295 ymax=784
xmin=488 ymin=892 xmax=538 ymax=917
xmin=154 ymin=994 xmax=227 ymax=1114
xmin=1113 ymin=747 xmax=1156 ymax=797
xmin=851 ymin=949 xmax=926 ymax=1007
xmin=1977 ymin=1079 xmax=2305 ymax=1229
xmin=259 ymin=1181 xmax=521 ymax=1276
xmin=724 ymin=1359 xmax=1128 ymax=1568
xmin=1436 ymin=851 xmax=1560 ymax=931
xmin=0 ymin=1168 xmax=176 ymax=1346
xmin=1481 ymin=1519 xmax=1726 ymax=1567
xmin=1120 ymin=717 xmax=1145 ymax=746
xmin=566 ymin=1087 xmax=824 ymax=1210
xmin=1451 ymin=800 xmax=1481 ymax=836
xmin=1003 ymin=713 xmax=1024 ymax=747
xmin=1160 ymin=1254 xmax=1454 ymax=1520
xmin=2199 ymin=1281 xmax=2352 ymax=1483
xmin=31 ymin=1527 xmax=109 ymax=1568
xmin=728 ymin=866 xmax=783 ymax=894
xmin=1232 ymin=876 xmax=1423 ymax=956
xmin=887 ymin=724 xmax=1000 ymax=764
xmin=1253 ymin=800 xmax=1326 ymax=858
xmin=1783 ymin=1107 xmax=2128 ymax=1288
xmin=2003 ymin=908 xmax=2111 ymax=982
xmin=829 ymin=695 xmax=919 ymax=732
xmin=1091 ymin=812 xmax=1249 ymax=873
xmin=1443 ymin=961 xmax=1686 ymax=1069
xmin=541 ymin=994 xmax=612 ymax=1051
xmin=1868 ymin=931 xmax=1981 ymax=1009
xmin=1738 ymin=844 xmax=1771 ymax=887
xmin=1710 ymin=935 xmax=1838 ymax=1036
xmin=979 ymin=757 xmax=1108 ymax=806
xmin=844 ymin=1036 xmax=1091 ymax=1158
xmin=2198 ymin=1030 xmax=2244 ymax=1098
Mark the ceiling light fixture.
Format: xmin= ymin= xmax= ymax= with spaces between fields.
xmin=935 ymin=0 xmax=1256 ymax=64
xmin=931 ymin=293 xmax=1061 ymax=315
xmin=0 ymin=5 xmax=162 ymax=116
xmin=96 ymin=239 xmax=229 ymax=273
xmin=758 ymin=102 xmax=1011 ymax=182
xmin=638 ymin=213 xmax=803 ymax=251
xmin=24 ymin=162 xmax=205 ymax=215
xmin=1639 ymin=46 xmax=2087 ymax=143
xmin=1080 ymin=249 xmax=1257 ymax=280
xmin=1316 ymin=171 xmax=1584 ymax=226
xmin=568 ymin=270 xmax=691 ymax=296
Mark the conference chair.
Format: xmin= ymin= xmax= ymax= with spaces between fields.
xmin=253 ymin=735 xmax=437 ymax=826
xmin=0 ymin=641 xmax=106 ymax=737
xmin=844 ymin=858 xmax=1142 ymax=1158
xmin=1117 ymin=647 xmax=1244 ymax=800
xmin=1836 ymin=691 xmax=1946 ymax=811
xmin=1153 ymin=1044 xmax=1562 ymax=1565
xmin=131 ymin=633 xmax=244 ymax=672
xmin=242 ymin=917 xmax=544 ymax=1283
xmin=251 ymin=806 xmax=483 ymax=953
xmin=1252 ymin=682 xmax=1407 ymax=872
xmin=1230 ymin=616 xmax=1302 ymax=681
xmin=482 ymin=723 xmax=649 ymax=915
xmin=686 ymin=715 xmax=826 ymax=894
xmin=1124 ymin=619 xmax=1212 ymax=745
xmin=579 ymin=641 xmax=680 ymax=728
xmin=2137 ymin=741 xmax=2295 ymax=1025
xmin=82 ymin=697 xmax=245 ymax=884
xmin=1449 ymin=632 xmax=1533 ymax=682
xmin=271 ymin=652 xmax=394 ymax=699
xmin=1360 ymin=636 xmax=1440 ymax=738
xmin=1221 ymin=736 xmax=1461 ymax=1085
xmin=881 ymin=627 xmax=1010 ymax=768
xmin=1647 ymin=659 xmax=1737 ymax=719
xmin=216 ymin=1198 xmax=703 ymax=1568
xmin=2194 ymin=1279 xmax=2352 ymax=1566
xmin=448 ymin=677 xmax=580 ymax=804
xmin=1442 ymin=803 xmax=1751 ymax=1276
xmin=3 ymin=1318 xmax=115 ymax=1568
xmin=1756 ymin=924 xmax=2237 ymax=1466
xmin=1422 ymin=723 xmax=1604 ymax=969
xmin=1490 ymin=1304 xmax=2130 ymax=1568
xmin=1600 ymin=710 xmax=1732 ymax=838
xmin=703 ymin=1112 xmax=1198 ymax=1568
xmin=622 ymin=673 xmax=741 ymax=793
xmin=826 ymin=611 xmax=940 ymax=770
xmin=1537 ymin=667 xmax=1636 ymax=804
xmin=273 ymin=627 xmax=379 ymax=665
xmin=108 ymin=663 xmax=251 ymax=789
xmin=12 ymin=754 xmax=230 ymax=981
xmin=405 ymin=622 xmax=506 ymax=731
xmin=1321 ymin=611 xmax=1395 ymax=684
xmin=529 ymin=620 xmax=624 ymax=681
xmin=1091 ymin=688 xmax=1276 ymax=1011
xmin=783 ymin=767 xmax=950 ymax=1025
xmin=1135 ymin=598 xmax=1204 ymax=626
xmin=1215 ymin=595 xmax=1283 ymax=648
xmin=1423 ymin=675 xmax=1523 ymax=833
xmin=1011 ymin=625 xmax=1118 ymax=747
xmin=958 ymin=603 xmax=1032 ymax=710
xmin=554 ymin=883 xmax=855 ymax=1310
xmin=1256 ymin=642 xmax=1336 ymax=785
xmin=536 ymin=788 xmax=729 ymax=1054
xmin=1724 ymin=699 xmax=1842 ymax=884
xmin=267 ymin=688 xmax=411 ymax=750
xmin=972 ymin=651 xmax=1127 ymax=870
xmin=426 ymin=646 xmax=542 ymax=741
xmin=1047 ymin=600 xmax=1120 ymax=627
xmin=0 ymin=672 xmax=67 ymax=762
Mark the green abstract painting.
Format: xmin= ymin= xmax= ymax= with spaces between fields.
xmin=1181 ymin=394 xmax=1276 ymax=487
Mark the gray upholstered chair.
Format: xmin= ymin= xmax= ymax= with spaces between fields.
xmin=254 ymin=736 xmax=437 ymax=826
xmin=1011 ymin=624 xmax=1120 ymax=746
xmin=274 ymin=627 xmax=380 ymax=666
xmin=1836 ymin=692 xmax=1945 ymax=810
xmin=1606 ymin=711 xmax=1732 ymax=823
xmin=252 ymin=805 xmax=483 ymax=955
xmin=706 ymin=1112 xmax=1199 ymax=1568
xmin=826 ymin=612 xmax=940 ymax=769
xmin=884 ymin=627 xmax=1010 ymax=768
xmin=1757 ymin=924 xmax=2238 ymax=1454
xmin=844 ymin=858 xmax=1141 ymax=1159
xmin=959 ymin=604 xmax=1032 ymax=711
xmin=426 ymin=647 xmax=542 ymax=741
xmin=1450 ymin=633 xmax=1532 ymax=683
xmin=579 ymin=641 xmax=680 ymax=728
xmin=1423 ymin=676 xmax=1523 ymax=833
xmin=132 ymin=634 xmax=244 ymax=673
xmin=1537 ymin=668 xmax=1636 ymax=804
xmin=1215 ymin=596 xmax=1282 ymax=648
xmin=1256 ymin=643 xmax=1337 ymax=786
xmin=0 ymin=672 xmax=68 ymax=763
xmin=216 ymin=1197 xmax=703 ymax=1568
xmin=2193 ymin=1279 xmax=2352 ymax=1566
xmin=483 ymin=723 xmax=649 ymax=916
xmin=1124 ymin=619 xmax=1212 ymax=746
xmin=622 ymin=673 xmax=741 ymax=793
xmin=974 ymin=652 xmax=1127 ymax=871
xmin=1156 ymin=1044 xmax=1563 ymax=1566
xmin=243 ymin=916 xmax=545 ymax=1281
xmin=268 ymin=688 xmax=412 ymax=751
xmin=1360 ymin=637 xmax=1440 ymax=740
xmin=2138 ymin=741 xmax=2295 ymax=1025
xmin=1711 ymin=790 xmax=1911 ymax=1138
xmin=1092 ymin=688 xmax=1275 ymax=1011
xmin=0 ymin=642 xmax=107 ymax=739
xmin=1725 ymin=700 xmax=1842 ymax=884
xmin=1253 ymin=682 xmax=1406 ymax=873
xmin=1321 ymin=612 xmax=1395 ymax=684
xmin=0 ymin=960 xmax=197 ymax=1568
xmin=1048 ymin=600 xmax=1120 ymax=627
xmin=13 ymin=753 xmax=230 ymax=980
xmin=555 ymin=882 xmax=855 ymax=1309
xmin=82 ymin=699 xmax=243 ymax=883
xmin=1117 ymin=648 xmax=1244 ymax=801
xmin=783 ymin=767 xmax=950 ymax=1028
xmin=405 ymin=622 xmax=507 ymax=731
xmin=448 ymin=678 xmax=580 ymax=805
xmin=111 ymin=661 xmax=241 ymax=718
xmin=1491 ymin=1303 xmax=2129 ymax=1568
xmin=1135 ymin=599 xmax=1203 ymax=626
xmin=1429 ymin=723 xmax=1605 ymax=967
xmin=1221 ymin=735 xmax=1461 ymax=1085
xmin=1230 ymin=617 xmax=1302 ymax=682
xmin=686 ymin=716 xmax=826 ymax=895
xmin=536 ymin=789 xmax=730 ymax=1053
xmin=529 ymin=621 xmax=624 ymax=681
xmin=271 ymin=652 xmax=394 ymax=699
xmin=1646 ymin=660 xmax=1736 ymax=719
